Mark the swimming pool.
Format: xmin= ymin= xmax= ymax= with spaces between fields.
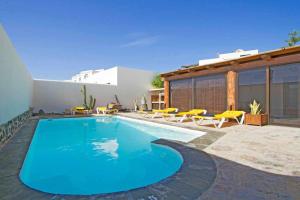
xmin=19 ymin=116 xmax=203 ymax=195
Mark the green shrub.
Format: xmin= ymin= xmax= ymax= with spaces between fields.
xmin=151 ymin=74 xmax=163 ymax=88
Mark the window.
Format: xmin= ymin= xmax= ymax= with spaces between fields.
xmin=270 ymin=63 xmax=300 ymax=126
xmin=238 ymin=68 xmax=266 ymax=113
xmin=170 ymin=78 xmax=193 ymax=111
xmin=169 ymin=74 xmax=227 ymax=113
xmin=194 ymin=74 xmax=227 ymax=114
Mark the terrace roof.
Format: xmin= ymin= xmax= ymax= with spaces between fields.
xmin=161 ymin=45 xmax=300 ymax=78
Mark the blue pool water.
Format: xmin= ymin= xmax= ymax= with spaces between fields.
xmin=20 ymin=117 xmax=183 ymax=195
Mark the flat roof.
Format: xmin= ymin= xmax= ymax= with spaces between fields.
xmin=161 ymin=45 xmax=300 ymax=78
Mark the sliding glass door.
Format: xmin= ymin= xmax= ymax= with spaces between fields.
xmin=169 ymin=74 xmax=226 ymax=113
xmin=170 ymin=78 xmax=193 ymax=111
xmin=194 ymin=74 xmax=227 ymax=114
xmin=238 ymin=68 xmax=266 ymax=113
xmin=270 ymin=63 xmax=300 ymax=126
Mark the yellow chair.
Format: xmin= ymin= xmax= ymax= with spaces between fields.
xmin=151 ymin=108 xmax=178 ymax=118
xmin=72 ymin=106 xmax=86 ymax=115
xmin=163 ymin=109 xmax=207 ymax=122
xmin=96 ymin=106 xmax=118 ymax=115
xmin=192 ymin=110 xmax=245 ymax=128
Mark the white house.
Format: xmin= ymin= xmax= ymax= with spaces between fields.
xmin=198 ymin=49 xmax=259 ymax=66
xmin=71 ymin=67 xmax=123 ymax=85
xmin=71 ymin=69 xmax=105 ymax=83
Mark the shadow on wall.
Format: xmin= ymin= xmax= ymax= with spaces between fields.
xmin=200 ymin=154 xmax=300 ymax=200
xmin=0 ymin=25 xmax=33 ymax=124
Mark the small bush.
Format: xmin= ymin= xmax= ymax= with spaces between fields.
xmin=151 ymin=74 xmax=163 ymax=88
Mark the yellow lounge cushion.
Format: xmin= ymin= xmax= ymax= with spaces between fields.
xmin=178 ymin=109 xmax=206 ymax=116
xmin=193 ymin=110 xmax=245 ymax=120
xmin=97 ymin=106 xmax=107 ymax=111
xmin=97 ymin=106 xmax=118 ymax=113
xmin=152 ymin=108 xmax=178 ymax=113
xmin=163 ymin=109 xmax=206 ymax=117
xmin=214 ymin=111 xmax=244 ymax=119
xmin=74 ymin=106 xmax=85 ymax=110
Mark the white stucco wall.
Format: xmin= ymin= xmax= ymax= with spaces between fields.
xmin=32 ymin=67 xmax=155 ymax=112
xmin=0 ymin=25 xmax=33 ymax=124
xmin=32 ymin=80 xmax=117 ymax=113
xmin=116 ymin=67 xmax=154 ymax=107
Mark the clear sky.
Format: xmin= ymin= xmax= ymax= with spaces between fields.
xmin=1 ymin=0 xmax=299 ymax=80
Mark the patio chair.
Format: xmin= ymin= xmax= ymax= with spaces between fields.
xmin=163 ymin=109 xmax=207 ymax=122
xmin=151 ymin=108 xmax=178 ymax=118
xmin=72 ymin=106 xmax=86 ymax=115
xmin=192 ymin=110 xmax=245 ymax=128
xmin=96 ymin=105 xmax=118 ymax=115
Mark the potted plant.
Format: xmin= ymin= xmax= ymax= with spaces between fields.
xmin=245 ymin=100 xmax=268 ymax=126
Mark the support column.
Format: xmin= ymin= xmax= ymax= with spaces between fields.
xmin=266 ymin=66 xmax=270 ymax=122
xmin=164 ymin=80 xmax=170 ymax=108
xmin=227 ymin=71 xmax=237 ymax=110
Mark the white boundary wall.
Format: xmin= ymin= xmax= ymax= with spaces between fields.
xmin=0 ymin=25 xmax=33 ymax=124
xmin=32 ymin=80 xmax=117 ymax=113
xmin=32 ymin=67 xmax=155 ymax=113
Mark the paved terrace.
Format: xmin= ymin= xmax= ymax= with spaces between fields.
xmin=0 ymin=113 xmax=299 ymax=200
xmin=119 ymin=113 xmax=300 ymax=199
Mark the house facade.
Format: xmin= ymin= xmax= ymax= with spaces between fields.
xmin=71 ymin=67 xmax=118 ymax=85
xmin=161 ymin=46 xmax=300 ymax=127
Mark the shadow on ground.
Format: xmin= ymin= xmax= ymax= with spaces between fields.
xmin=199 ymin=154 xmax=300 ymax=200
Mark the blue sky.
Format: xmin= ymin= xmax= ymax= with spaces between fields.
xmin=1 ymin=0 xmax=299 ymax=80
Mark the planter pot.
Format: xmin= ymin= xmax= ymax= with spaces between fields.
xmin=245 ymin=114 xmax=268 ymax=126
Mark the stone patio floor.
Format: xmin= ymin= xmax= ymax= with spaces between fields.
xmin=119 ymin=113 xmax=300 ymax=199
xmin=0 ymin=113 xmax=299 ymax=199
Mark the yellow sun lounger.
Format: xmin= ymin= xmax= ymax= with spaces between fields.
xmin=163 ymin=109 xmax=207 ymax=122
xmin=151 ymin=108 xmax=178 ymax=118
xmin=192 ymin=110 xmax=245 ymax=128
xmin=96 ymin=106 xmax=118 ymax=115
xmin=72 ymin=106 xmax=87 ymax=115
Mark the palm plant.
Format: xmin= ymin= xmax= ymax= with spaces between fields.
xmin=285 ymin=31 xmax=300 ymax=47
xmin=249 ymin=100 xmax=261 ymax=115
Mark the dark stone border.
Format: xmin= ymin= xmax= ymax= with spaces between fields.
xmin=0 ymin=109 xmax=33 ymax=147
xmin=0 ymin=117 xmax=217 ymax=200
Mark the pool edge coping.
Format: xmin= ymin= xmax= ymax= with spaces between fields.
xmin=0 ymin=116 xmax=218 ymax=200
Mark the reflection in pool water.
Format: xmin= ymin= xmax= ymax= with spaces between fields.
xmin=92 ymin=139 xmax=119 ymax=159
